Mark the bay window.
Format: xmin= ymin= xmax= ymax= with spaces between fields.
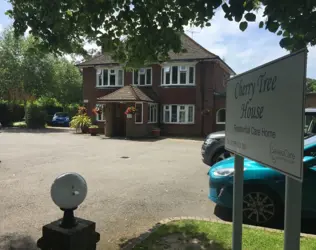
xmin=162 ymin=105 xmax=195 ymax=124
xmin=133 ymin=68 xmax=152 ymax=86
xmin=148 ymin=103 xmax=158 ymax=123
xmin=162 ymin=65 xmax=195 ymax=86
xmin=96 ymin=68 xmax=124 ymax=87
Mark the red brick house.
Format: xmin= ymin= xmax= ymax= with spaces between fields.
xmin=77 ymin=34 xmax=235 ymax=138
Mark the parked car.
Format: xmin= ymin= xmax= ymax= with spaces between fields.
xmin=208 ymin=135 xmax=316 ymax=227
xmin=202 ymin=108 xmax=316 ymax=166
xmin=51 ymin=112 xmax=70 ymax=127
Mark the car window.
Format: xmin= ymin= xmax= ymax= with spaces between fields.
xmin=55 ymin=113 xmax=68 ymax=117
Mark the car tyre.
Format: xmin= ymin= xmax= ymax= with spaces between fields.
xmin=242 ymin=186 xmax=283 ymax=227
xmin=211 ymin=147 xmax=232 ymax=165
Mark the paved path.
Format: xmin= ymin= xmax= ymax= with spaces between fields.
xmin=0 ymin=130 xmax=216 ymax=249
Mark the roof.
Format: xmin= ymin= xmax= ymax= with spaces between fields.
xmin=167 ymin=34 xmax=216 ymax=60
xmin=77 ymin=54 xmax=117 ymax=67
xmin=97 ymin=85 xmax=154 ymax=102
xmin=305 ymin=108 xmax=316 ymax=114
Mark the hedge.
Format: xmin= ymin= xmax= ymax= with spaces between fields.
xmin=0 ymin=99 xmax=80 ymax=127
xmin=0 ymin=102 xmax=25 ymax=126
xmin=25 ymin=103 xmax=47 ymax=129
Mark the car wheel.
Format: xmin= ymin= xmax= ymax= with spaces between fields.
xmin=211 ymin=148 xmax=232 ymax=165
xmin=243 ymin=187 xmax=282 ymax=226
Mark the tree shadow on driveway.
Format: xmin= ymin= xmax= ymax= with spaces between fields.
xmin=214 ymin=204 xmax=316 ymax=235
xmin=0 ymin=233 xmax=38 ymax=250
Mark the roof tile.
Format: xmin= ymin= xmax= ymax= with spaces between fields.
xmin=77 ymin=34 xmax=216 ymax=66
xmin=97 ymin=85 xmax=154 ymax=102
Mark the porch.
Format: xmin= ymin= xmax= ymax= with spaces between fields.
xmin=97 ymin=85 xmax=159 ymax=138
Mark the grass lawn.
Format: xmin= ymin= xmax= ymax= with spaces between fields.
xmin=12 ymin=121 xmax=27 ymax=128
xmin=133 ymin=220 xmax=316 ymax=250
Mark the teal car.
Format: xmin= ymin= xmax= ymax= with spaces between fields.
xmin=208 ymin=135 xmax=316 ymax=226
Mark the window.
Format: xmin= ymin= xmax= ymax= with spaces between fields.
xmin=162 ymin=105 xmax=195 ymax=124
xmin=133 ymin=68 xmax=152 ymax=86
xmin=96 ymin=68 xmax=124 ymax=87
xmin=162 ymin=65 xmax=195 ymax=86
xmin=216 ymin=109 xmax=226 ymax=124
xmin=135 ymin=103 xmax=143 ymax=124
xmin=148 ymin=103 xmax=158 ymax=123
xmin=96 ymin=104 xmax=105 ymax=121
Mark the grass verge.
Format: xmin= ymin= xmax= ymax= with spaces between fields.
xmin=133 ymin=220 xmax=316 ymax=250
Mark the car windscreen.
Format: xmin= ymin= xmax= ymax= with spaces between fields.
xmin=55 ymin=113 xmax=68 ymax=117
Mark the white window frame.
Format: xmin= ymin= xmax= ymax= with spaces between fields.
xmin=161 ymin=63 xmax=195 ymax=86
xmin=96 ymin=67 xmax=124 ymax=87
xmin=96 ymin=104 xmax=105 ymax=121
xmin=148 ymin=103 xmax=158 ymax=123
xmin=216 ymin=108 xmax=226 ymax=124
xmin=135 ymin=102 xmax=143 ymax=124
xmin=133 ymin=67 xmax=152 ymax=86
xmin=162 ymin=104 xmax=195 ymax=124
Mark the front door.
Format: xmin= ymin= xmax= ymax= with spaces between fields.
xmin=113 ymin=103 xmax=126 ymax=136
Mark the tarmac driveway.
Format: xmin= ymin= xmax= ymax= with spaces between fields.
xmin=0 ymin=130 xmax=216 ymax=249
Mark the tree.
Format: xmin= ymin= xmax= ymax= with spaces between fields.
xmin=51 ymin=57 xmax=82 ymax=105
xmin=5 ymin=0 xmax=316 ymax=67
xmin=0 ymin=27 xmax=82 ymax=106
xmin=306 ymin=78 xmax=316 ymax=93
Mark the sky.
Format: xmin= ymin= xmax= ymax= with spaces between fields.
xmin=0 ymin=1 xmax=315 ymax=78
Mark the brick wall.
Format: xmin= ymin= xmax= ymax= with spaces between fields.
xmin=82 ymin=60 xmax=229 ymax=137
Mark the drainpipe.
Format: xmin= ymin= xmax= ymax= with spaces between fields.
xmin=200 ymin=62 xmax=205 ymax=136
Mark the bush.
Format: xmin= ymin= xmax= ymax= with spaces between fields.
xmin=64 ymin=103 xmax=80 ymax=118
xmin=25 ymin=103 xmax=47 ymax=129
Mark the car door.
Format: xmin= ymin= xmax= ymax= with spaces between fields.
xmin=302 ymin=166 xmax=316 ymax=216
xmin=302 ymin=145 xmax=316 ymax=216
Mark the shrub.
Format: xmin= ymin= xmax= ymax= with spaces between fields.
xmin=70 ymin=114 xmax=92 ymax=132
xmin=25 ymin=103 xmax=47 ymax=129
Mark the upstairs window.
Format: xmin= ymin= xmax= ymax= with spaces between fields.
xmin=133 ymin=68 xmax=152 ymax=86
xmin=162 ymin=105 xmax=195 ymax=124
xmin=162 ymin=65 xmax=195 ymax=86
xmin=96 ymin=68 xmax=124 ymax=87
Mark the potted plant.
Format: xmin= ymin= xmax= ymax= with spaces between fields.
xmin=70 ymin=114 xmax=92 ymax=133
xmin=89 ymin=125 xmax=99 ymax=136
xmin=152 ymin=127 xmax=161 ymax=137
xmin=124 ymin=106 xmax=136 ymax=118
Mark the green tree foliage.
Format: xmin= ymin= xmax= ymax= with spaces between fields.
xmin=5 ymin=0 xmax=316 ymax=67
xmin=0 ymin=28 xmax=82 ymax=105
xmin=306 ymin=78 xmax=316 ymax=93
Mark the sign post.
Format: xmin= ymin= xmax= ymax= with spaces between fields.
xmin=225 ymin=49 xmax=307 ymax=250
xmin=232 ymin=155 xmax=244 ymax=250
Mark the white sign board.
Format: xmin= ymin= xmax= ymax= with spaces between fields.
xmin=225 ymin=49 xmax=307 ymax=180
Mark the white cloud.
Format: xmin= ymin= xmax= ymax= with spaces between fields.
xmin=0 ymin=24 xmax=3 ymax=33
xmin=185 ymin=9 xmax=316 ymax=78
